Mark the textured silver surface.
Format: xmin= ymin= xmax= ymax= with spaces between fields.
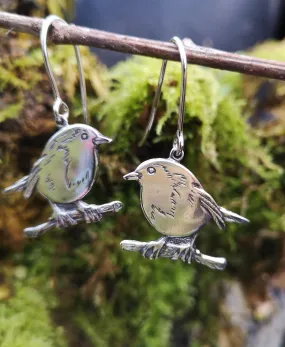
xmin=123 ymin=157 xmax=249 ymax=269
xmin=3 ymin=124 xmax=122 ymax=236
xmin=25 ymin=201 xmax=122 ymax=238
xmin=2 ymin=15 xmax=122 ymax=236
xmin=36 ymin=124 xmax=103 ymax=203
xmin=120 ymin=238 xmax=227 ymax=271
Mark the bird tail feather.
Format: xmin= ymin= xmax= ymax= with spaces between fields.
xmin=220 ymin=207 xmax=249 ymax=224
xmin=3 ymin=176 xmax=29 ymax=194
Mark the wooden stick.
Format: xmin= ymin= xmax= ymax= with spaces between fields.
xmin=0 ymin=12 xmax=285 ymax=80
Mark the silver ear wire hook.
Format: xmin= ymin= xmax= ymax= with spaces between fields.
xmin=122 ymin=37 xmax=249 ymax=268
xmin=3 ymin=15 xmax=122 ymax=237
xmin=139 ymin=36 xmax=187 ymax=162
xmin=40 ymin=15 xmax=88 ymax=127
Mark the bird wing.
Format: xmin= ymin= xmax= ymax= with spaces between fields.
xmin=193 ymin=185 xmax=225 ymax=230
xmin=23 ymin=155 xmax=46 ymax=199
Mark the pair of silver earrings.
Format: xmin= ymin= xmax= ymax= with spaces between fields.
xmin=4 ymin=16 xmax=249 ymax=270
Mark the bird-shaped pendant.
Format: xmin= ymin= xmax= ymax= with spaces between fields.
xmin=122 ymin=157 xmax=249 ymax=268
xmin=120 ymin=36 xmax=248 ymax=269
xmin=4 ymin=124 xmax=122 ymax=237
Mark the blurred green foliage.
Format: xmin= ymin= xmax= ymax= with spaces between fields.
xmin=0 ymin=37 xmax=284 ymax=347
xmin=0 ymin=267 xmax=66 ymax=347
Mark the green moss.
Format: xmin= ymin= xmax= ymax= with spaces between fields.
xmin=0 ymin=43 xmax=106 ymax=123
xmin=248 ymin=40 xmax=285 ymax=61
xmin=0 ymin=102 xmax=23 ymax=122
xmin=99 ymin=56 xmax=281 ymax=179
xmin=0 ymin=271 xmax=66 ymax=347
xmin=1 ymin=36 xmax=285 ymax=347
xmin=74 ymin=223 xmax=197 ymax=347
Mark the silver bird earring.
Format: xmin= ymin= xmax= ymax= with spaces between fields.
xmin=121 ymin=37 xmax=249 ymax=270
xmin=3 ymin=15 xmax=122 ymax=237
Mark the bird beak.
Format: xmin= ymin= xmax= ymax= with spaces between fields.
xmin=123 ymin=171 xmax=140 ymax=181
xmin=93 ymin=135 xmax=112 ymax=145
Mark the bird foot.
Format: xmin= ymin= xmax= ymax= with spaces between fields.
xmin=82 ymin=206 xmax=102 ymax=224
xmin=171 ymin=244 xmax=195 ymax=264
xmin=55 ymin=211 xmax=77 ymax=228
xmin=76 ymin=201 xmax=102 ymax=223
xmin=142 ymin=239 xmax=166 ymax=259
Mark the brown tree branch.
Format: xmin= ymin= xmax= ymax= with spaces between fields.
xmin=0 ymin=11 xmax=285 ymax=80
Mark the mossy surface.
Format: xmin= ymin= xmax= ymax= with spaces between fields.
xmin=0 ymin=263 xmax=66 ymax=347
xmin=0 ymin=14 xmax=285 ymax=346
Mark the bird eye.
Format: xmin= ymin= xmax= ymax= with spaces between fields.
xmin=81 ymin=133 xmax=88 ymax=140
xmin=147 ymin=167 xmax=156 ymax=175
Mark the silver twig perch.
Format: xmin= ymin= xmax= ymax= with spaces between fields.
xmin=121 ymin=238 xmax=227 ymax=271
xmin=25 ymin=201 xmax=122 ymax=238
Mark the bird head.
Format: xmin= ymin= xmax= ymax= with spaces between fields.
xmin=76 ymin=124 xmax=112 ymax=148
xmin=123 ymin=159 xmax=171 ymax=187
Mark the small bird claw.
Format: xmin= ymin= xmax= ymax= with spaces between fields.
xmin=82 ymin=207 xmax=102 ymax=223
xmin=142 ymin=240 xmax=165 ymax=259
xmin=172 ymin=244 xmax=195 ymax=264
xmin=55 ymin=212 xmax=77 ymax=228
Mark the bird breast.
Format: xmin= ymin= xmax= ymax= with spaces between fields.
xmin=37 ymin=142 xmax=97 ymax=203
xmin=140 ymin=173 xmax=207 ymax=237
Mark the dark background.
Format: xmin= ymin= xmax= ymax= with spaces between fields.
xmin=75 ymin=0 xmax=285 ymax=66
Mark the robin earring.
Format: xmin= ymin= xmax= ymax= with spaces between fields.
xmin=3 ymin=15 xmax=122 ymax=237
xmin=121 ymin=37 xmax=249 ymax=270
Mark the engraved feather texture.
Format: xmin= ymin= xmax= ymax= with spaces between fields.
xmin=127 ymin=158 xmax=248 ymax=237
xmin=123 ymin=157 xmax=249 ymax=266
xmin=3 ymin=123 xmax=116 ymax=233
xmin=24 ymin=124 xmax=101 ymax=203
xmin=136 ymin=159 xmax=210 ymax=236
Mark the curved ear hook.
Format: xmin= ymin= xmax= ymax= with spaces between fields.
xmin=139 ymin=37 xmax=187 ymax=161
xmin=40 ymin=15 xmax=88 ymax=127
